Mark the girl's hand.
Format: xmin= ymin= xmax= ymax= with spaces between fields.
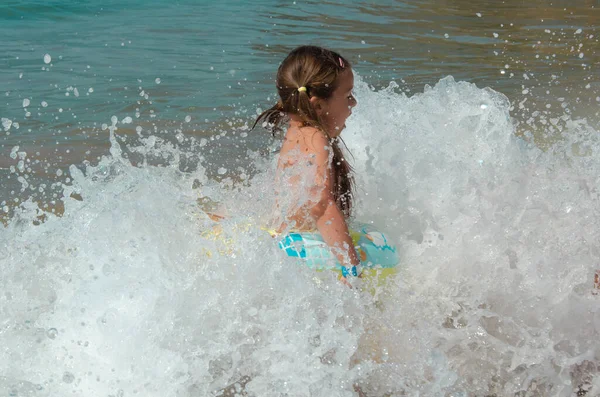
xmin=340 ymin=276 xmax=353 ymax=289
xmin=339 ymin=269 xmax=363 ymax=288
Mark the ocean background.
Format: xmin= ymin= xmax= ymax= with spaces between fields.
xmin=1 ymin=1 xmax=600 ymax=396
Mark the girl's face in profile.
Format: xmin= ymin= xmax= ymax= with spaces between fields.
xmin=320 ymin=69 xmax=356 ymax=137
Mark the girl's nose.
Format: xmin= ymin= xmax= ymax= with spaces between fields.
xmin=350 ymin=96 xmax=357 ymax=108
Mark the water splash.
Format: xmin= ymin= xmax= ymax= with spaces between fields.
xmin=1 ymin=76 xmax=599 ymax=396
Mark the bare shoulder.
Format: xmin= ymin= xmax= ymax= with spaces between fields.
xmin=279 ymin=126 xmax=331 ymax=172
xmin=283 ymin=126 xmax=329 ymax=155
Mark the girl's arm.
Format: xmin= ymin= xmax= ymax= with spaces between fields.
xmin=304 ymin=129 xmax=361 ymax=275
xmin=313 ymin=199 xmax=361 ymax=274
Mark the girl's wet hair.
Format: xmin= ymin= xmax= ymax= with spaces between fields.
xmin=254 ymin=45 xmax=355 ymax=217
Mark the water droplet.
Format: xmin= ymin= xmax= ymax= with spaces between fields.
xmin=10 ymin=146 xmax=19 ymax=158
xmin=46 ymin=328 xmax=58 ymax=339
xmin=22 ymin=98 xmax=30 ymax=107
xmin=43 ymin=54 xmax=51 ymax=64
xmin=62 ymin=372 xmax=74 ymax=383
xmin=1 ymin=118 xmax=12 ymax=131
xmin=185 ymin=115 xmax=191 ymax=123
xmin=155 ymin=78 xmax=161 ymax=84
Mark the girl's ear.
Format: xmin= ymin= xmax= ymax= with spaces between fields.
xmin=310 ymin=96 xmax=326 ymax=114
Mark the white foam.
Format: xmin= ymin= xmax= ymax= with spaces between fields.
xmin=1 ymin=77 xmax=599 ymax=396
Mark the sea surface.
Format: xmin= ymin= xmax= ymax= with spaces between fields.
xmin=1 ymin=1 xmax=600 ymax=396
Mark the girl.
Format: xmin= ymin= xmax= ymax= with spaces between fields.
xmin=254 ymin=45 xmax=361 ymax=285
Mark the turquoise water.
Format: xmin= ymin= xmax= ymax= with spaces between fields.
xmin=2 ymin=0 xmax=598 ymax=148
xmin=2 ymin=0 xmax=598 ymax=200
xmin=1 ymin=2 xmax=600 ymax=396
xmin=2 ymin=0 xmax=273 ymax=129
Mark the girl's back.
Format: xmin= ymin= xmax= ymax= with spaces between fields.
xmin=273 ymin=123 xmax=332 ymax=232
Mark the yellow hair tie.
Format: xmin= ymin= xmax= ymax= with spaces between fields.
xmin=297 ymin=86 xmax=307 ymax=93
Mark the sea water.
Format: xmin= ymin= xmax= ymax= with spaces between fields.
xmin=1 ymin=1 xmax=600 ymax=396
